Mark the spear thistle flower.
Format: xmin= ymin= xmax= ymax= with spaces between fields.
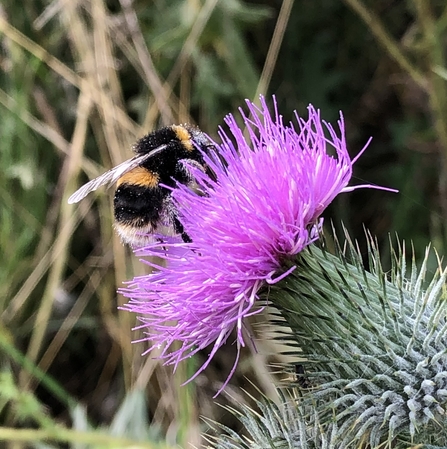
xmin=120 ymin=96 xmax=394 ymax=393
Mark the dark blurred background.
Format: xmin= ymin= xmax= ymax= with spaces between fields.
xmin=1 ymin=0 xmax=446 ymax=447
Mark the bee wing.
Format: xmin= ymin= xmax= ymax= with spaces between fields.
xmin=68 ymin=146 xmax=167 ymax=204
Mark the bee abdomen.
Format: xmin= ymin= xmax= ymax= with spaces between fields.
xmin=114 ymin=183 xmax=165 ymax=227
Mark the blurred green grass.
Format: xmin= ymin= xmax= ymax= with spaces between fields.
xmin=1 ymin=0 xmax=447 ymax=447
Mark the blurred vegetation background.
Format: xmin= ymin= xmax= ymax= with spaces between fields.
xmin=1 ymin=0 xmax=447 ymax=447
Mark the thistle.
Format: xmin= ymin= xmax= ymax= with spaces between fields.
xmin=206 ymin=233 xmax=447 ymax=448
xmin=116 ymin=96 xmax=447 ymax=448
xmin=120 ymin=96 xmax=390 ymax=394
xmin=205 ymin=389 xmax=340 ymax=449
xmin=268 ymin=236 xmax=447 ymax=447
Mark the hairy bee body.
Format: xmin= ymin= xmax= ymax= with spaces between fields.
xmin=68 ymin=124 xmax=214 ymax=247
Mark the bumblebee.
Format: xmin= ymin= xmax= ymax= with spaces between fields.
xmin=68 ymin=124 xmax=214 ymax=247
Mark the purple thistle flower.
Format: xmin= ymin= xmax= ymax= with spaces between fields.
xmin=120 ymin=96 xmax=396 ymax=395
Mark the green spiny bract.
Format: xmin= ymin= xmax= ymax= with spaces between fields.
xmin=266 ymin=233 xmax=447 ymax=448
xmin=205 ymin=390 xmax=340 ymax=449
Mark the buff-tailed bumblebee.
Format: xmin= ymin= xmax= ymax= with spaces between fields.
xmin=68 ymin=124 xmax=214 ymax=247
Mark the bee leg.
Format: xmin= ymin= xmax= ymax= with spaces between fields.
xmin=181 ymin=232 xmax=192 ymax=243
xmin=173 ymin=216 xmax=192 ymax=243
